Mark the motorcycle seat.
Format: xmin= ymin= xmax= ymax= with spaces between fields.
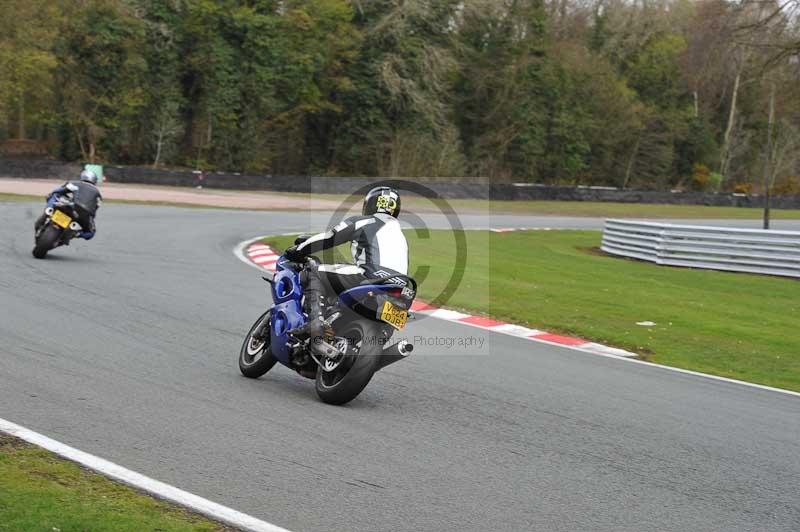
xmin=359 ymin=275 xmax=416 ymax=291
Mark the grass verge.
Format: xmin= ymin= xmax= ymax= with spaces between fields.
xmin=0 ymin=434 xmax=228 ymax=531
xmin=0 ymin=193 xmax=41 ymax=202
xmin=266 ymin=230 xmax=800 ymax=391
xmin=441 ymin=198 xmax=800 ymax=219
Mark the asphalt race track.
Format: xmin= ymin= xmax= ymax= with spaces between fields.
xmin=1 ymin=201 xmax=799 ymax=532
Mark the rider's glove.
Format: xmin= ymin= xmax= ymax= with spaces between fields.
xmin=284 ymin=245 xmax=305 ymax=262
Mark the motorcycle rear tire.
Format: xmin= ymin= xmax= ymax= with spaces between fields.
xmin=315 ymin=319 xmax=381 ymax=405
xmin=32 ymin=225 xmax=61 ymax=259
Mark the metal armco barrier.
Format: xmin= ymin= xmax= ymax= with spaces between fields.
xmin=601 ymin=219 xmax=800 ymax=278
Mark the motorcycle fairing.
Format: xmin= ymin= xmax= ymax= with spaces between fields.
xmin=269 ymin=264 xmax=305 ymax=364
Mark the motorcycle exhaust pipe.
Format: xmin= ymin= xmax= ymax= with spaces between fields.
xmin=376 ymin=340 xmax=413 ymax=371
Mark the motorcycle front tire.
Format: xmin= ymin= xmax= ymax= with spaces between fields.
xmin=239 ymin=311 xmax=278 ymax=378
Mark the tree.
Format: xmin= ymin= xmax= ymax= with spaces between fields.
xmin=180 ymin=0 xmax=360 ymax=173
xmin=0 ymin=0 xmax=61 ymax=139
xmin=453 ymin=0 xmax=552 ymax=180
xmin=333 ymin=0 xmax=465 ymax=177
xmin=56 ymin=0 xmax=147 ymax=162
xmin=5 ymin=0 xmax=800 ymax=190
xmin=132 ymin=0 xmax=186 ymax=167
xmin=622 ymin=33 xmax=697 ymax=186
xmin=266 ymin=0 xmax=362 ymax=174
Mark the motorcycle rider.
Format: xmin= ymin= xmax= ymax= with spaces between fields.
xmin=284 ymin=186 xmax=409 ymax=351
xmin=35 ymin=169 xmax=102 ymax=240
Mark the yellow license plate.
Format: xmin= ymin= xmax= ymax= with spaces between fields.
xmin=380 ymin=301 xmax=408 ymax=330
xmin=51 ymin=210 xmax=72 ymax=228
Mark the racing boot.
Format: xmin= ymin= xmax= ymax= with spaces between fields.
xmin=291 ymin=262 xmax=326 ymax=340
xmin=292 ymin=290 xmax=325 ymax=340
xmin=290 ymin=265 xmax=337 ymax=357
xmin=291 ymin=290 xmax=339 ymax=358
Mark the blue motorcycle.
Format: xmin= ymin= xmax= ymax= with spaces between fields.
xmin=238 ymin=251 xmax=416 ymax=405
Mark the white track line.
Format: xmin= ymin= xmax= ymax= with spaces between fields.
xmin=233 ymin=235 xmax=800 ymax=399
xmin=565 ymin=350 xmax=800 ymax=398
xmin=0 ymin=417 xmax=293 ymax=532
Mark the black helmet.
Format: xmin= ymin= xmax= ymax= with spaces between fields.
xmin=362 ymin=186 xmax=401 ymax=218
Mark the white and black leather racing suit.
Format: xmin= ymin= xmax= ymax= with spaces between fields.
xmin=293 ymin=212 xmax=409 ymax=295
xmin=286 ymin=211 xmax=410 ymax=350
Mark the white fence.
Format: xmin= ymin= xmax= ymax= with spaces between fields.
xmin=601 ymin=219 xmax=800 ymax=278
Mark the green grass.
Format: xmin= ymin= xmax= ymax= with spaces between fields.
xmin=0 ymin=192 xmax=41 ymax=202
xmin=440 ymin=199 xmax=800 ymax=218
xmin=0 ymin=435 xmax=225 ymax=531
xmin=266 ymin=230 xmax=800 ymax=391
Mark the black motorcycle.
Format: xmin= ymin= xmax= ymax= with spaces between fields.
xmin=32 ymin=196 xmax=87 ymax=259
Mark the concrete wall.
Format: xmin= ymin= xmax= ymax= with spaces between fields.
xmin=3 ymin=158 xmax=800 ymax=208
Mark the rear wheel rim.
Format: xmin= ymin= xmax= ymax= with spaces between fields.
xmin=319 ymin=326 xmax=363 ymax=388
